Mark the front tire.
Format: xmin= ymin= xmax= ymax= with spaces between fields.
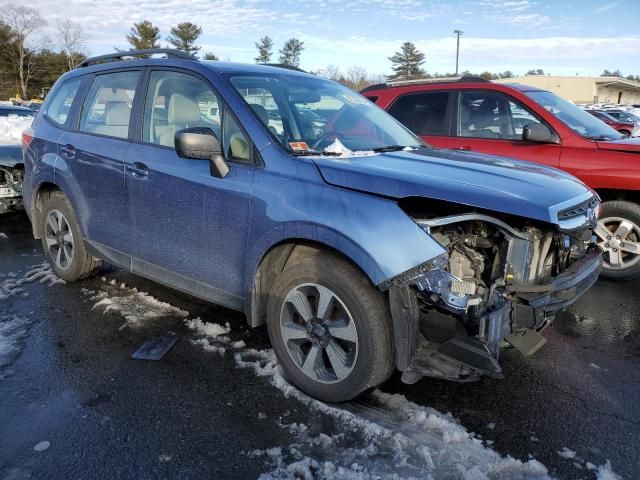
xmin=595 ymin=200 xmax=640 ymax=281
xmin=41 ymin=192 xmax=102 ymax=282
xmin=266 ymin=252 xmax=394 ymax=403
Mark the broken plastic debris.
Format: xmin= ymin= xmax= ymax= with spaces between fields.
xmin=131 ymin=334 xmax=178 ymax=360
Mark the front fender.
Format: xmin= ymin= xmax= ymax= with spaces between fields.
xmin=243 ymin=170 xmax=447 ymax=316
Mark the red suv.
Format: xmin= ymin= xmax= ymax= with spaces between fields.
xmin=363 ymin=77 xmax=640 ymax=280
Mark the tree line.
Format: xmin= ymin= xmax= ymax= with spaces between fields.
xmin=1 ymin=5 xmax=639 ymax=101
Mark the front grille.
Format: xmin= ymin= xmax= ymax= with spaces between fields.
xmin=557 ymin=196 xmax=599 ymax=221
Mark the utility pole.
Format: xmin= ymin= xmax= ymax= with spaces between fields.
xmin=454 ymin=30 xmax=463 ymax=75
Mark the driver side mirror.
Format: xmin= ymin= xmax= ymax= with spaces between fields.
xmin=522 ymin=123 xmax=557 ymax=144
xmin=175 ymin=127 xmax=229 ymax=179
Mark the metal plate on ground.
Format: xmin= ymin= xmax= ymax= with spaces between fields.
xmin=131 ymin=335 xmax=178 ymax=361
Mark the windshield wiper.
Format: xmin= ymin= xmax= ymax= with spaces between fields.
xmin=585 ymin=135 xmax=615 ymax=141
xmin=370 ymin=145 xmax=422 ymax=153
xmin=289 ymin=149 xmax=342 ymax=157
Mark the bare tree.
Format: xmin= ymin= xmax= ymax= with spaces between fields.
xmin=323 ymin=64 xmax=342 ymax=81
xmin=56 ymin=18 xmax=88 ymax=70
xmin=1 ymin=5 xmax=46 ymax=98
xmin=346 ymin=65 xmax=369 ymax=91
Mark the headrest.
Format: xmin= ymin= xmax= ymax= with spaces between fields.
xmin=168 ymin=93 xmax=201 ymax=125
xmin=249 ymin=103 xmax=269 ymax=125
xmin=104 ymin=101 xmax=131 ymax=126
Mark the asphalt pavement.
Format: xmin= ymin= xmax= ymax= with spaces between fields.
xmin=0 ymin=211 xmax=638 ymax=479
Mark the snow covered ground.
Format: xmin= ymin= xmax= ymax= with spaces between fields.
xmin=0 ymin=115 xmax=33 ymax=145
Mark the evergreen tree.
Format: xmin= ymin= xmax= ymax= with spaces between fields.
xmin=278 ymin=38 xmax=304 ymax=67
xmin=388 ymin=42 xmax=425 ymax=81
xmin=167 ymin=22 xmax=202 ymax=56
xmin=525 ymin=68 xmax=545 ymax=75
xmin=255 ymin=35 xmax=273 ymax=64
xmin=203 ymin=52 xmax=218 ymax=60
xmin=126 ymin=20 xmax=160 ymax=50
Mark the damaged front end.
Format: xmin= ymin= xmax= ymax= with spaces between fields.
xmin=0 ymin=162 xmax=24 ymax=214
xmin=385 ymin=197 xmax=602 ymax=384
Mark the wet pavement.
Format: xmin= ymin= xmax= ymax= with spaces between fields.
xmin=1 ymin=211 xmax=639 ymax=479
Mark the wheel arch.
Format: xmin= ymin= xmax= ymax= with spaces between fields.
xmin=245 ymin=236 xmax=384 ymax=328
xmin=31 ymin=181 xmax=64 ymax=239
xmin=595 ymin=189 xmax=640 ymax=205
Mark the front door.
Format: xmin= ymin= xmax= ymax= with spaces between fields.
xmin=124 ymin=69 xmax=255 ymax=308
xmin=446 ymin=90 xmax=561 ymax=168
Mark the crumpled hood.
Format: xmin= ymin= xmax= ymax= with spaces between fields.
xmin=0 ymin=145 xmax=23 ymax=168
xmin=595 ymin=137 xmax=640 ymax=153
xmin=313 ymin=148 xmax=593 ymax=224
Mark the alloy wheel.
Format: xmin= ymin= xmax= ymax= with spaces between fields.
xmin=45 ymin=209 xmax=74 ymax=270
xmin=594 ymin=217 xmax=640 ymax=270
xmin=279 ymin=283 xmax=359 ymax=384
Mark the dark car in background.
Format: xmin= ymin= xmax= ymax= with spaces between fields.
xmin=364 ymin=77 xmax=640 ymax=280
xmin=0 ymin=105 xmax=34 ymax=213
xmin=20 ymin=50 xmax=603 ymax=402
xmin=587 ymin=110 xmax=638 ymax=137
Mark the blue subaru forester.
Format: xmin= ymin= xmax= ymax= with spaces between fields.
xmin=22 ymin=49 xmax=602 ymax=402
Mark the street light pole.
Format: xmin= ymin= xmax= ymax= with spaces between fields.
xmin=454 ymin=30 xmax=463 ymax=75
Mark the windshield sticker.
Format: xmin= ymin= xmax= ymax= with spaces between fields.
xmin=341 ymin=94 xmax=369 ymax=105
xmin=289 ymin=141 xmax=311 ymax=151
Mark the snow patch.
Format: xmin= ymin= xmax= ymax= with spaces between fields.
xmin=557 ymin=447 xmax=576 ymax=459
xmin=235 ymin=349 xmax=551 ymax=479
xmin=0 ymin=233 xmax=7 ymax=239
xmin=596 ymin=461 xmax=623 ymax=480
xmin=85 ymin=283 xmax=188 ymax=329
xmin=0 ymin=314 xmax=34 ymax=370
xmin=185 ymin=318 xmax=230 ymax=338
xmin=0 ymin=263 xmax=65 ymax=301
xmin=0 ymin=114 xmax=32 ymax=145
xmin=324 ymin=138 xmax=376 ymax=158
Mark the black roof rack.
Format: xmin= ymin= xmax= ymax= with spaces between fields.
xmin=77 ymin=48 xmax=196 ymax=68
xmin=360 ymin=75 xmax=490 ymax=93
xmin=264 ymin=63 xmax=308 ymax=73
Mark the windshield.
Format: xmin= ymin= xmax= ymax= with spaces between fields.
xmin=228 ymin=73 xmax=423 ymax=155
xmin=525 ymin=90 xmax=623 ymax=141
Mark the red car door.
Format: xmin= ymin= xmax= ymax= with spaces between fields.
xmin=443 ymin=90 xmax=561 ymax=168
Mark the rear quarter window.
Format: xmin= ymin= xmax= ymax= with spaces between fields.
xmin=45 ymin=78 xmax=82 ymax=127
xmin=387 ymin=91 xmax=450 ymax=136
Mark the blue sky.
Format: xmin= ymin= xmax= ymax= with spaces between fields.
xmin=21 ymin=0 xmax=640 ymax=77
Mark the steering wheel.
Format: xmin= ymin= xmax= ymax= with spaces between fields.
xmin=312 ymin=131 xmax=344 ymax=150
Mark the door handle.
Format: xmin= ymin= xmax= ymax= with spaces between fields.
xmin=126 ymin=162 xmax=149 ymax=178
xmin=453 ymin=146 xmax=472 ymax=151
xmin=60 ymin=144 xmax=76 ymax=159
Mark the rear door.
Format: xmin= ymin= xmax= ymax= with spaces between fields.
xmin=386 ymin=90 xmax=454 ymax=149
xmin=57 ymin=69 xmax=142 ymax=258
xmin=124 ymin=69 xmax=255 ymax=308
xmin=448 ymin=90 xmax=561 ymax=168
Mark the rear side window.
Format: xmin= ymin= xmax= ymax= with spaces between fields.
xmin=387 ymin=91 xmax=450 ymax=136
xmin=46 ymin=78 xmax=81 ymax=126
xmin=79 ymin=71 xmax=140 ymax=139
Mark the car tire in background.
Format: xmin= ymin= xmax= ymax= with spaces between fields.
xmin=266 ymin=251 xmax=394 ymax=403
xmin=41 ymin=191 xmax=102 ymax=282
xmin=596 ymin=200 xmax=640 ymax=281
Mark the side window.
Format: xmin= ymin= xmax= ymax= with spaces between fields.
xmin=223 ymin=112 xmax=251 ymax=162
xmin=46 ymin=78 xmax=82 ymax=127
xmin=79 ymin=71 xmax=139 ymax=139
xmin=458 ymin=91 xmax=544 ymax=140
xmin=458 ymin=91 xmax=505 ymax=139
xmin=387 ymin=91 xmax=450 ymax=136
xmin=143 ymin=70 xmax=221 ymax=147
xmin=507 ymin=100 xmax=542 ymax=136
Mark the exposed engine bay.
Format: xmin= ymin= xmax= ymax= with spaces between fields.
xmin=387 ymin=204 xmax=602 ymax=385
xmin=0 ymin=163 xmax=24 ymax=214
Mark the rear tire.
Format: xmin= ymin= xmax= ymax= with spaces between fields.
xmin=596 ymin=200 xmax=640 ymax=281
xmin=266 ymin=252 xmax=394 ymax=403
xmin=41 ymin=191 xmax=102 ymax=282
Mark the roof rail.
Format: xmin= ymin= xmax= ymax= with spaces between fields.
xmin=77 ymin=49 xmax=196 ymax=68
xmin=360 ymin=75 xmax=490 ymax=93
